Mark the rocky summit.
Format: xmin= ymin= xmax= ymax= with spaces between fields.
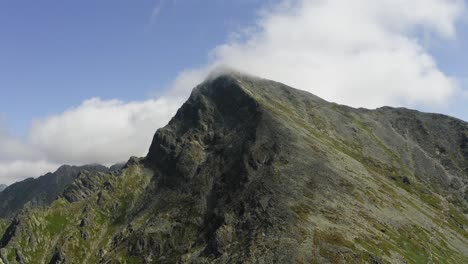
xmin=0 ymin=73 xmax=467 ymax=263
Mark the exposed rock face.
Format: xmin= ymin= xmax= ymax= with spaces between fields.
xmin=0 ymin=73 xmax=467 ymax=263
xmin=109 ymin=162 xmax=126 ymax=172
xmin=0 ymin=164 xmax=113 ymax=218
xmin=0 ymin=185 xmax=7 ymax=193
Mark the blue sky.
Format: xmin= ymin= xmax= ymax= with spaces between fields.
xmin=0 ymin=0 xmax=467 ymax=184
xmin=421 ymin=21 xmax=468 ymax=120
xmin=0 ymin=0 xmax=268 ymax=135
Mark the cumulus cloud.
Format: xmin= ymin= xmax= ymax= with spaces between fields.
xmin=0 ymin=97 xmax=181 ymax=184
xmin=168 ymin=0 xmax=466 ymax=108
xmin=0 ymin=0 xmax=466 ymax=184
xmin=0 ymin=160 xmax=59 ymax=185
xmin=0 ymin=129 xmax=35 ymax=161
xmin=0 ymin=127 xmax=59 ymax=184
xmin=29 ymin=97 xmax=181 ymax=165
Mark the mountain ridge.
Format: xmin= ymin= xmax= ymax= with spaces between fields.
xmin=0 ymin=73 xmax=467 ymax=263
xmin=0 ymin=163 xmax=125 ymax=218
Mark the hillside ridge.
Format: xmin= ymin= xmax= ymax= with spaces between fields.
xmin=0 ymin=73 xmax=467 ymax=263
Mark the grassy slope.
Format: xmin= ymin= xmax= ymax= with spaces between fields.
xmin=239 ymin=78 xmax=468 ymax=263
xmin=0 ymin=164 xmax=153 ymax=264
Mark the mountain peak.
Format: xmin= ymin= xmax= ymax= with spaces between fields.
xmin=1 ymin=75 xmax=467 ymax=263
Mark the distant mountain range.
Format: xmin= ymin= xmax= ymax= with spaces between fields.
xmin=0 ymin=73 xmax=467 ymax=263
xmin=0 ymin=163 xmax=124 ymax=218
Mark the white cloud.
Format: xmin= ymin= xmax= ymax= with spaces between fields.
xmin=0 ymin=129 xmax=36 ymax=161
xmin=0 ymin=160 xmax=59 ymax=185
xmin=0 ymin=0 xmax=466 ymax=184
xmin=28 ymin=97 xmax=181 ymax=165
xmin=0 ymin=126 xmax=60 ymax=184
xmin=0 ymin=97 xmax=181 ymax=184
xmin=168 ymin=0 xmax=465 ymax=109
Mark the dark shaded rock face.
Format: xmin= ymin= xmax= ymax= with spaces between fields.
xmin=0 ymin=164 xmax=111 ymax=218
xmin=0 ymin=73 xmax=467 ymax=263
xmin=0 ymin=185 xmax=7 ymax=193
xmin=142 ymin=76 xmax=297 ymax=262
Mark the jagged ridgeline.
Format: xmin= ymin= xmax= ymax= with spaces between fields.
xmin=0 ymin=73 xmax=467 ymax=263
xmin=0 ymin=164 xmax=125 ymax=219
